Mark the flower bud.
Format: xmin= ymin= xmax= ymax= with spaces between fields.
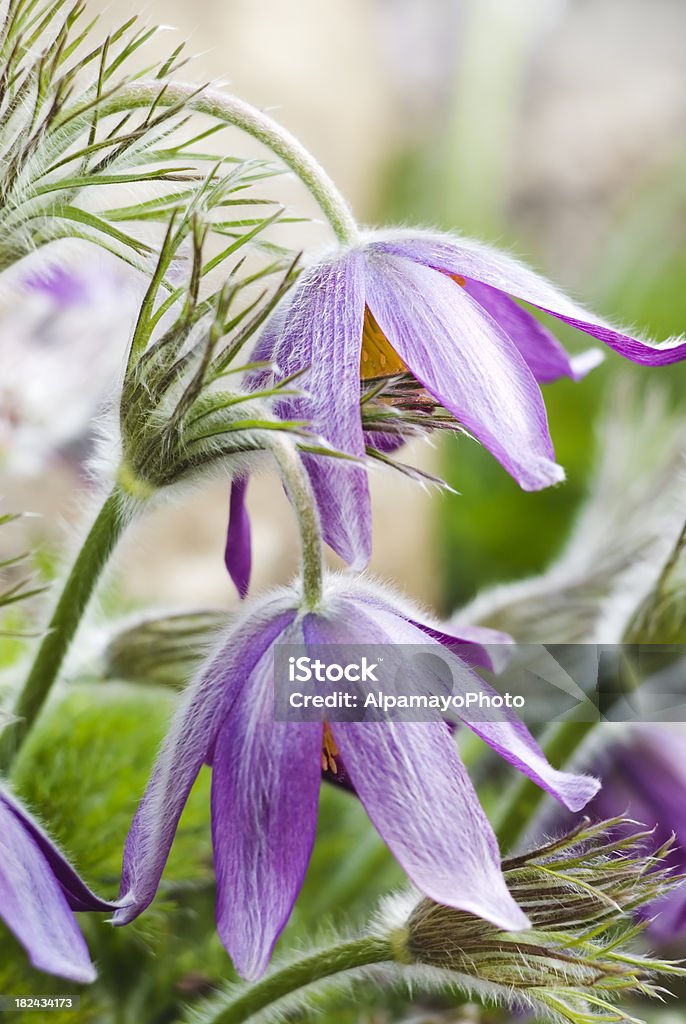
xmin=100 ymin=609 xmax=227 ymax=689
xmin=115 ymin=216 xmax=302 ymax=499
xmin=386 ymin=819 xmax=685 ymax=1024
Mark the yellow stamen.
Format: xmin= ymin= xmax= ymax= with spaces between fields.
xmin=321 ymin=723 xmax=339 ymax=775
xmin=360 ymin=306 xmax=407 ymax=380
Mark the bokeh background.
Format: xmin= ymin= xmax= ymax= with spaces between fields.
xmin=1 ymin=1 xmax=686 ymax=1021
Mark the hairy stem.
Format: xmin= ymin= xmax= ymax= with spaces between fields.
xmin=98 ymin=83 xmax=359 ymax=246
xmin=0 ymin=489 xmax=132 ymax=772
xmin=272 ymin=440 xmax=324 ymax=610
xmin=200 ymin=937 xmax=391 ymax=1024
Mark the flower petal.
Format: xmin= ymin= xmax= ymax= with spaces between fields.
xmin=260 ymin=251 xmax=371 ymax=567
xmin=211 ymin=621 xmax=322 ymax=980
xmin=330 ymin=718 xmax=528 ymax=930
xmin=114 ymin=602 xmax=296 ymax=924
xmin=225 ymin=475 xmax=251 ymax=599
xmin=307 ymin=600 xmax=525 ymax=928
xmin=464 ymin=714 xmax=600 ymax=815
xmin=345 ymin=583 xmax=511 ymax=672
xmin=339 ymin=601 xmax=599 ymax=815
xmin=407 ymin=621 xmax=513 ymax=672
xmin=365 ymin=252 xmax=563 ymax=490
xmin=374 ymin=232 xmax=686 ymax=366
xmin=0 ymin=799 xmax=95 ymax=983
xmin=0 ymin=789 xmax=114 ymax=913
xmin=463 ymin=278 xmax=604 ymax=383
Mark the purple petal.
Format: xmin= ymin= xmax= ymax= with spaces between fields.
xmin=408 ymin=621 xmax=513 ymax=672
xmin=465 ymin=715 xmax=600 ymax=814
xmin=260 ymin=252 xmax=371 ymax=567
xmin=373 ymin=232 xmax=686 ymax=366
xmin=0 ymin=799 xmax=95 ymax=983
xmin=328 ymin=581 xmax=512 ymax=672
xmin=114 ymin=602 xmax=296 ymax=924
xmin=225 ymin=475 xmax=251 ymax=599
xmin=341 ymin=601 xmax=599 ymax=814
xmin=330 ymin=717 xmax=528 ymax=930
xmin=364 ymin=252 xmax=564 ymax=491
xmin=211 ymin=621 xmax=322 ymax=980
xmin=463 ymin=278 xmax=604 ymax=383
xmin=22 ymin=266 xmax=89 ymax=308
xmin=306 ymin=599 xmax=525 ymax=928
xmin=0 ymin=789 xmax=114 ymax=913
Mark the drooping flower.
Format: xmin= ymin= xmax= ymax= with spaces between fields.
xmin=0 ymin=787 xmax=114 ymax=982
xmin=226 ymin=229 xmax=686 ymax=583
xmin=113 ymin=575 xmax=599 ymax=980
xmin=548 ymin=725 xmax=686 ymax=944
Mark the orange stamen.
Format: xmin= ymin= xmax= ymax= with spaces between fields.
xmin=321 ymin=723 xmax=340 ymax=775
xmin=360 ymin=306 xmax=407 ymax=380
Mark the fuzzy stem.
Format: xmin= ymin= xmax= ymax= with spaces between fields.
xmin=493 ymin=714 xmax=595 ymax=853
xmin=201 ymin=937 xmax=391 ymax=1024
xmin=272 ymin=440 xmax=324 ymax=610
xmin=98 ymin=83 xmax=359 ymax=246
xmin=0 ymin=488 xmax=132 ymax=772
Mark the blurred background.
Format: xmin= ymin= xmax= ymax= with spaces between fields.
xmin=2 ymin=0 xmax=685 ymax=613
xmin=1 ymin=2 xmax=686 ymax=1021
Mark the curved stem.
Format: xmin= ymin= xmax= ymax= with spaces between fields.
xmin=0 ymin=489 xmax=132 ymax=772
xmin=202 ymin=937 xmax=391 ymax=1024
xmin=493 ymin=713 xmax=595 ymax=853
xmin=272 ymin=440 xmax=324 ymax=610
xmin=98 ymin=83 xmax=360 ymax=246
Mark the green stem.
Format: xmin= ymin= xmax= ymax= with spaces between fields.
xmin=203 ymin=937 xmax=391 ymax=1024
xmin=98 ymin=83 xmax=359 ymax=246
xmin=272 ymin=440 xmax=324 ymax=610
xmin=624 ymin=519 xmax=686 ymax=643
xmin=0 ymin=488 xmax=131 ymax=772
xmin=493 ymin=715 xmax=595 ymax=854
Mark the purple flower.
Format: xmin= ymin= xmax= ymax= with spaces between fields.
xmin=0 ymin=787 xmax=114 ymax=982
xmin=227 ymin=230 xmax=686 ymax=581
xmin=549 ymin=725 xmax=686 ymax=943
xmin=113 ymin=576 xmax=599 ymax=980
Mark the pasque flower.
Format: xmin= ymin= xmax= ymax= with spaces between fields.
xmin=227 ymin=229 xmax=686 ymax=577
xmin=113 ymin=575 xmax=599 ymax=981
xmin=0 ymin=787 xmax=114 ymax=982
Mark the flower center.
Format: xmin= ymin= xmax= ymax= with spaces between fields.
xmin=361 ymin=307 xmax=407 ymax=380
xmin=360 ymin=277 xmax=466 ymax=381
xmin=321 ymin=723 xmax=339 ymax=774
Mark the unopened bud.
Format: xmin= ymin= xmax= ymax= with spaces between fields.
xmin=386 ymin=819 xmax=685 ymax=1024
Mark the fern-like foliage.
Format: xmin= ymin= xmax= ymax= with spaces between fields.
xmin=114 ymin=163 xmax=309 ymax=492
xmin=0 ymin=0 xmax=285 ymax=269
